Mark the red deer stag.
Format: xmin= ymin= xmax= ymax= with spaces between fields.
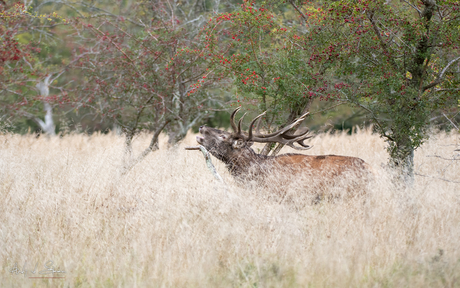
xmin=195 ymin=107 xmax=372 ymax=195
xmin=196 ymin=108 xmax=373 ymax=203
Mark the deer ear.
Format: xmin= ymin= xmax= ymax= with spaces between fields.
xmin=232 ymin=139 xmax=245 ymax=149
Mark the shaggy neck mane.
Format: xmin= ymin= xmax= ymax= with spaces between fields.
xmin=219 ymin=146 xmax=272 ymax=177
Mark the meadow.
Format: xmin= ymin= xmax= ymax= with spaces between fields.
xmin=0 ymin=129 xmax=459 ymax=287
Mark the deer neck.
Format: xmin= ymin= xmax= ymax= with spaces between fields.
xmin=224 ymin=147 xmax=269 ymax=177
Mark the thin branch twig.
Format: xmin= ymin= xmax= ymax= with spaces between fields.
xmin=401 ymin=0 xmax=422 ymax=16
xmin=185 ymin=145 xmax=224 ymax=183
xmin=426 ymin=155 xmax=459 ymax=161
xmin=415 ymin=173 xmax=460 ymax=184
xmin=442 ymin=112 xmax=459 ymax=131
xmin=423 ymin=56 xmax=460 ymax=91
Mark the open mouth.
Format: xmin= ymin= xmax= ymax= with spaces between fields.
xmin=196 ymin=136 xmax=204 ymax=144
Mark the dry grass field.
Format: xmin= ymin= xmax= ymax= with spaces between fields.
xmin=1 ymin=129 xmax=459 ymax=287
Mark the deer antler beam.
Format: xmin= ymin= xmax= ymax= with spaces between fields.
xmin=247 ymin=111 xmax=266 ymax=140
xmin=229 ymin=108 xmax=312 ymax=149
xmin=247 ymin=111 xmax=312 ymax=150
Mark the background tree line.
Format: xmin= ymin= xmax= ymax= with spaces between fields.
xmin=1 ymin=0 xmax=459 ymax=179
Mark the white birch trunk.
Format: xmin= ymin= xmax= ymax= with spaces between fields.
xmin=35 ymin=75 xmax=56 ymax=136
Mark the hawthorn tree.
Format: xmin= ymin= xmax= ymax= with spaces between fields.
xmin=301 ymin=0 xmax=460 ymax=179
xmin=199 ymin=0 xmax=460 ymax=180
xmin=200 ymin=0 xmax=339 ymax=155
xmin=69 ymin=0 xmax=222 ymax=169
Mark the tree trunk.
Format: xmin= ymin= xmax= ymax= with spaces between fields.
xmin=121 ymin=120 xmax=170 ymax=175
xmin=34 ymin=76 xmax=56 ymax=136
xmin=122 ymin=130 xmax=135 ymax=169
xmin=168 ymin=130 xmax=188 ymax=146
xmin=384 ymin=0 xmax=436 ymax=185
xmin=389 ymin=134 xmax=415 ymax=185
xmin=168 ymin=115 xmax=202 ymax=146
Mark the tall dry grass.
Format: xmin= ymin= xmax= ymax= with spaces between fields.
xmin=0 ymin=129 xmax=459 ymax=287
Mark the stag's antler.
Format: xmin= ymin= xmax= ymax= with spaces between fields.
xmin=230 ymin=107 xmax=241 ymax=132
xmin=230 ymin=108 xmax=312 ymax=150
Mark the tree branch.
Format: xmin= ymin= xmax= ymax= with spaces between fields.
xmin=341 ymin=93 xmax=394 ymax=142
xmin=288 ymin=0 xmax=308 ymax=25
xmin=121 ymin=119 xmax=171 ymax=175
xmin=415 ymin=173 xmax=460 ymax=184
xmin=423 ymin=55 xmax=460 ymax=91
xmin=367 ymin=11 xmax=399 ymax=71
xmin=442 ymin=112 xmax=459 ymax=131
xmin=401 ymin=0 xmax=422 ymax=17
xmin=185 ymin=145 xmax=224 ymax=183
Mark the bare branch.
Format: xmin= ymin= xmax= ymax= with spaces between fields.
xmin=185 ymin=145 xmax=224 ymax=183
xmin=401 ymin=0 xmax=422 ymax=16
xmin=426 ymin=155 xmax=459 ymax=161
xmin=22 ymin=56 xmax=33 ymax=70
xmin=442 ymin=112 xmax=459 ymax=131
xmin=65 ymin=1 xmax=145 ymax=27
xmin=121 ymin=120 xmax=171 ymax=175
xmin=415 ymin=173 xmax=460 ymax=184
xmin=288 ymin=0 xmax=308 ymax=25
xmin=367 ymin=12 xmax=399 ymax=71
xmin=423 ymin=55 xmax=460 ymax=91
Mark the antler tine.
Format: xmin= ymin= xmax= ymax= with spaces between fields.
xmin=287 ymin=128 xmax=313 ymax=149
xmin=247 ymin=111 xmax=266 ymax=141
xmin=230 ymin=107 xmax=241 ymax=132
xmin=255 ymin=115 xmax=263 ymax=135
xmin=286 ymin=136 xmax=313 ymax=150
xmin=237 ymin=112 xmax=247 ymax=135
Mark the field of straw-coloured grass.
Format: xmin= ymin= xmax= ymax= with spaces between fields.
xmin=1 ymin=129 xmax=459 ymax=287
